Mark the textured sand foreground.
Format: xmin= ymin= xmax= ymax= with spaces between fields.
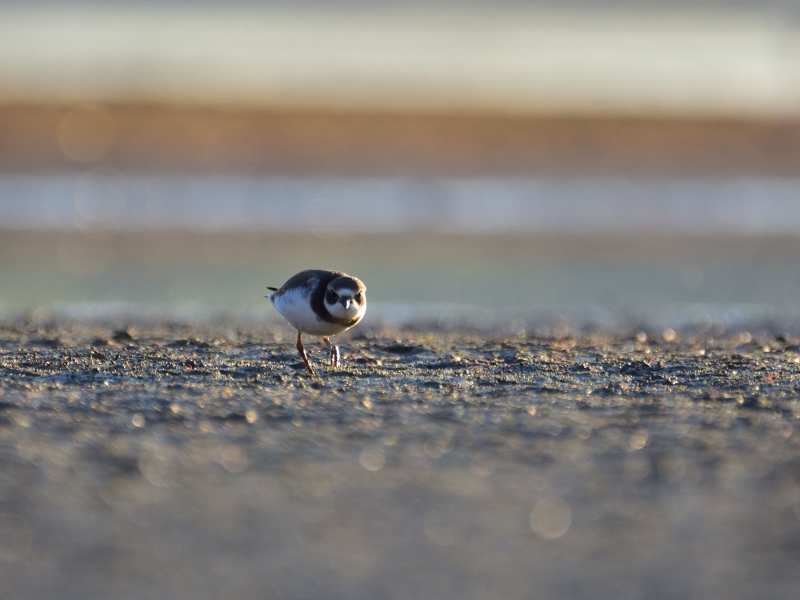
xmin=1 ymin=319 xmax=800 ymax=599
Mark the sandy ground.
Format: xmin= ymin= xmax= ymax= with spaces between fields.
xmin=0 ymin=318 xmax=799 ymax=599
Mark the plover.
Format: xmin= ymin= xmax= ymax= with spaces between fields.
xmin=266 ymin=270 xmax=367 ymax=375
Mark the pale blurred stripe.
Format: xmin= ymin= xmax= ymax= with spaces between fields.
xmin=0 ymin=6 xmax=799 ymax=117
xmin=3 ymin=175 xmax=800 ymax=233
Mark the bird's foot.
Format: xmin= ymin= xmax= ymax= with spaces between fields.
xmin=329 ymin=344 xmax=341 ymax=368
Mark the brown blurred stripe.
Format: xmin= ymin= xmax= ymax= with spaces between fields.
xmin=2 ymin=104 xmax=800 ymax=176
xmin=4 ymin=230 xmax=800 ymax=270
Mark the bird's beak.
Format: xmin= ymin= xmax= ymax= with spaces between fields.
xmin=342 ymin=298 xmax=351 ymax=309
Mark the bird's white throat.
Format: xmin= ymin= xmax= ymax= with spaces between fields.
xmin=324 ymin=297 xmax=365 ymax=321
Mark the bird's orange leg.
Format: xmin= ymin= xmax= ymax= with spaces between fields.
xmin=297 ymin=332 xmax=314 ymax=376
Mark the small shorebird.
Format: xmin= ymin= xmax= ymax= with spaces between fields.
xmin=266 ymin=270 xmax=367 ymax=375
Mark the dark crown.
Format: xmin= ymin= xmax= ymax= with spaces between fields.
xmin=328 ymin=276 xmax=365 ymax=294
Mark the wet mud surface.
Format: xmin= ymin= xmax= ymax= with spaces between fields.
xmin=1 ymin=319 xmax=800 ymax=599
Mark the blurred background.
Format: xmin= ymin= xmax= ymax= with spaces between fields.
xmin=3 ymin=0 xmax=800 ymax=329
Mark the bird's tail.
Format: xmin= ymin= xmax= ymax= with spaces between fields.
xmin=265 ymin=286 xmax=278 ymax=301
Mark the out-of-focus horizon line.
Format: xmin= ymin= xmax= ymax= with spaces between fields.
xmin=1 ymin=5 xmax=800 ymax=118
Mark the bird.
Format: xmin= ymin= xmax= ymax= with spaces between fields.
xmin=266 ymin=270 xmax=367 ymax=375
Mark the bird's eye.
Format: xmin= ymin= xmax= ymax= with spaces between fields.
xmin=355 ymin=292 xmax=363 ymax=303
xmin=326 ymin=289 xmax=338 ymax=304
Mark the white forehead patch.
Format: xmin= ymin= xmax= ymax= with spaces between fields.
xmin=330 ymin=284 xmax=357 ymax=293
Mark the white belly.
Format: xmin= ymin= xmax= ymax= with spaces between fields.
xmin=271 ymin=287 xmax=354 ymax=336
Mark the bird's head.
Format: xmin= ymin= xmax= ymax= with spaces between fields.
xmin=324 ymin=276 xmax=367 ymax=321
